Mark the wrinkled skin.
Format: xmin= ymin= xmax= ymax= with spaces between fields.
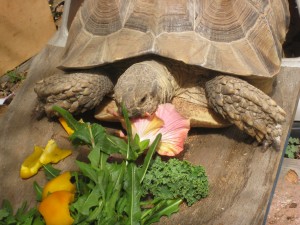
xmin=113 ymin=60 xmax=286 ymax=148
xmin=34 ymin=72 xmax=113 ymax=117
xmin=114 ymin=61 xmax=177 ymax=117
xmin=205 ymin=75 xmax=286 ymax=148
xmin=34 ymin=60 xmax=286 ymax=148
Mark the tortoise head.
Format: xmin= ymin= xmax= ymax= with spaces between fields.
xmin=114 ymin=61 xmax=176 ymax=118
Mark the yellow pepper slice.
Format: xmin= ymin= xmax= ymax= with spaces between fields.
xmin=20 ymin=146 xmax=43 ymax=179
xmin=59 ymin=117 xmax=74 ymax=135
xmin=38 ymin=190 xmax=74 ymax=225
xmin=58 ymin=117 xmax=84 ymax=136
xmin=39 ymin=139 xmax=72 ymax=165
xmin=42 ymin=172 xmax=76 ymax=199
xmin=20 ymin=140 xmax=72 ymax=179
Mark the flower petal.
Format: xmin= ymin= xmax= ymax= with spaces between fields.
xmin=131 ymin=103 xmax=190 ymax=156
xmin=155 ymin=104 xmax=190 ymax=156
xmin=132 ymin=114 xmax=164 ymax=144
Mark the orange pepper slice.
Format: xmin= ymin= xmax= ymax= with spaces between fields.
xmin=39 ymin=190 xmax=74 ymax=225
xmin=42 ymin=172 xmax=76 ymax=199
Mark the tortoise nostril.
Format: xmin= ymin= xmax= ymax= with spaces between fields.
xmin=139 ymin=96 xmax=147 ymax=105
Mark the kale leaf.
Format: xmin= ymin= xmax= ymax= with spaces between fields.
xmin=142 ymin=157 xmax=209 ymax=206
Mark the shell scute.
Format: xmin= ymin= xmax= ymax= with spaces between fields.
xmin=61 ymin=0 xmax=289 ymax=77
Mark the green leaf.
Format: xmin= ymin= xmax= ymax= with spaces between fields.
xmin=6 ymin=69 xmax=24 ymax=83
xmin=87 ymin=144 xmax=109 ymax=170
xmin=16 ymin=206 xmax=38 ymax=224
xmin=52 ymin=105 xmax=84 ymax=131
xmin=15 ymin=201 xmax=28 ymax=219
xmin=88 ymin=145 xmax=102 ymax=168
xmin=32 ymin=215 xmax=45 ymax=225
xmin=43 ymin=164 xmax=61 ymax=180
xmin=121 ymin=104 xmax=139 ymax=162
xmin=76 ymin=161 xmax=98 ymax=182
xmin=87 ymin=123 xmax=107 ymax=148
xmin=285 ymin=137 xmax=300 ymax=159
xmin=97 ymin=167 xmax=110 ymax=202
xmin=100 ymin=134 xmax=128 ymax=156
xmin=289 ymin=137 xmax=300 ymax=145
xmin=116 ymin=195 xmax=128 ymax=216
xmin=76 ymin=187 xmax=102 ymax=216
xmin=0 ymin=200 xmax=16 ymax=224
xmin=53 ymin=106 xmax=104 ymax=148
xmin=33 ymin=181 xmax=43 ymax=202
xmin=0 ymin=208 xmax=9 ymax=220
xmin=139 ymin=134 xmax=161 ymax=183
xmin=70 ymin=123 xmax=93 ymax=146
xmin=105 ymin=163 xmax=125 ymax=200
xmin=142 ymin=156 xmax=209 ymax=206
xmin=1 ymin=200 xmax=13 ymax=215
xmin=133 ymin=134 xmax=150 ymax=154
xmin=124 ymin=163 xmax=142 ymax=225
xmin=141 ymin=199 xmax=182 ymax=225
xmin=138 ymin=139 xmax=150 ymax=153
xmin=0 ymin=198 xmax=40 ymax=223
xmin=85 ymin=200 xmax=103 ymax=222
xmin=103 ymin=163 xmax=125 ymax=219
xmin=129 ymin=139 xmax=144 ymax=159
xmin=121 ymin=104 xmax=132 ymax=141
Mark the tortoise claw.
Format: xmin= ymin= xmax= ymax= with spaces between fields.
xmin=206 ymin=75 xmax=286 ymax=148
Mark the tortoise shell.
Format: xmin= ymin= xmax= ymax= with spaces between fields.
xmin=60 ymin=0 xmax=290 ymax=77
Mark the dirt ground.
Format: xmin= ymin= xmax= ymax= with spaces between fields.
xmin=267 ymin=169 xmax=300 ymax=224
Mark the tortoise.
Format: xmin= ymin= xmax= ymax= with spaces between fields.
xmin=34 ymin=0 xmax=290 ymax=148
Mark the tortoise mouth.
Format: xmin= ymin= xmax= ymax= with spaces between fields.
xmin=117 ymin=106 xmax=141 ymax=118
xmin=117 ymin=105 xmax=153 ymax=119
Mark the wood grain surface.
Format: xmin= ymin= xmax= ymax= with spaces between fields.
xmin=0 ymin=44 xmax=299 ymax=225
xmin=157 ymin=66 xmax=300 ymax=225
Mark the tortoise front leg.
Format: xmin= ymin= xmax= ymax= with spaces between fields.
xmin=34 ymin=72 xmax=113 ymax=117
xmin=205 ymin=75 xmax=286 ymax=149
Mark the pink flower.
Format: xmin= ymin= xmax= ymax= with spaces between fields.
xmin=131 ymin=103 xmax=190 ymax=156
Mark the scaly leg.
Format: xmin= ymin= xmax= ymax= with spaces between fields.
xmin=34 ymin=72 xmax=113 ymax=117
xmin=205 ymin=75 xmax=286 ymax=148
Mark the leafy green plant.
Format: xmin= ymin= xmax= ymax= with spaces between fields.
xmin=54 ymin=105 xmax=185 ymax=224
xmin=0 ymin=200 xmax=43 ymax=225
xmin=0 ymin=164 xmax=62 ymax=224
xmin=285 ymin=137 xmax=300 ymax=159
xmin=0 ymin=105 xmax=209 ymax=225
xmin=5 ymin=70 xmax=25 ymax=84
xmin=142 ymin=157 xmax=208 ymax=206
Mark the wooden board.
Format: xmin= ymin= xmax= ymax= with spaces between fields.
xmin=0 ymin=44 xmax=299 ymax=225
